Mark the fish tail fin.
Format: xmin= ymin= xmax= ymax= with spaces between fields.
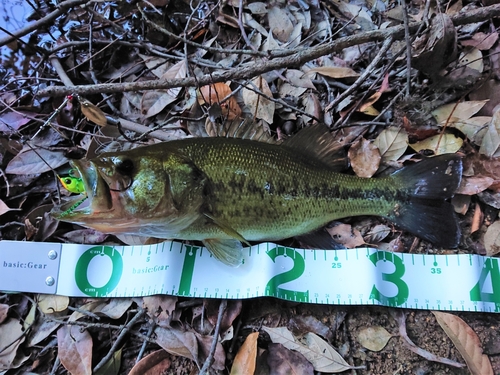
xmin=388 ymin=154 xmax=463 ymax=248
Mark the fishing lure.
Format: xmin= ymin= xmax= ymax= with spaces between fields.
xmin=57 ymin=170 xmax=87 ymax=217
xmin=58 ymin=170 xmax=85 ymax=194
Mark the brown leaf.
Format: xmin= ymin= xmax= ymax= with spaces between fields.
xmin=432 ymin=100 xmax=488 ymax=124
xmin=0 ymin=200 xmax=18 ymax=216
xmin=154 ymin=326 xmax=199 ymax=366
xmin=0 ymin=318 xmax=25 ymax=371
xmin=0 ymin=304 xmax=8 ymax=324
xmin=267 ymin=343 xmax=314 ymax=375
xmin=37 ymin=295 xmax=69 ymax=313
xmin=57 ymin=325 xmax=93 ymax=375
xmin=230 ymin=332 xmax=259 ymax=375
xmin=373 ymin=127 xmax=408 ymax=163
xmin=61 ymin=229 xmax=109 ymax=244
xmin=6 ymin=149 xmax=67 ymax=174
xmin=205 ymin=300 xmax=242 ymax=334
xmin=143 ymin=296 xmax=178 ymax=324
xmin=456 ymin=176 xmax=494 ymax=195
xmin=433 ymin=311 xmax=493 ymax=375
xmin=358 ymin=326 xmax=394 ymax=352
xmin=409 ymin=133 xmax=463 ymax=155
xmin=198 ymin=83 xmax=241 ymax=120
xmin=326 ymin=223 xmax=365 ymax=248
xmin=79 ymin=97 xmax=107 ymax=126
xmin=479 ymin=108 xmax=500 ymax=157
xmin=267 ymin=6 xmax=293 ymax=43
xmin=348 ymin=138 xmax=381 ymax=178
xmin=306 ymin=66 xmax=359 ymax=79
xmin=0 ymin=111 xmax=33 ymax=132
xmin=461 ymin=32 xmax=499 ymax=50
xmin=242 ymin=76 xmax=275 ymax=124
xmin=195 ymin=332 xmax=226 ymax=371
xmin=484 ymin=221 xmax=500 ymax=256
xmin=129 ymin=349 xmax=171 ymax=375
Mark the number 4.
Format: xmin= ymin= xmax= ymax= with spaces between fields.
xmin=470 ymin=258 xmax=500 ymax=306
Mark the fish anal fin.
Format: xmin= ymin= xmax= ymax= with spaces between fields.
xmin=203 ymin=239 xmax=243 ymax=267
xmin=283 ymin=124 xmax=347 ymax=171
xmin=203 ymin=212 xmax=250 ymax=246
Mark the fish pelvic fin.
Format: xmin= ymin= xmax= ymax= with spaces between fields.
xmin=203 ymin=239 xmax=244 ymax=267
xmin=388 ymin=154 xmax=463 ymax=248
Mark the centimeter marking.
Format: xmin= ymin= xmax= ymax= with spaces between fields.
xmin=1 ymin=241 xmax=500 ymax=312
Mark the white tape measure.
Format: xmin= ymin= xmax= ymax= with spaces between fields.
xmin=1 ymin=240 xmax=499 ymax=313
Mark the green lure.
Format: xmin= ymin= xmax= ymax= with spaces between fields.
xmin=58 ymin=170 xmax=87 ymax=217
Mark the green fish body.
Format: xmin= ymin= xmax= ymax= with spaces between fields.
xmin=52 ymin=126 xmax=462 ymax=266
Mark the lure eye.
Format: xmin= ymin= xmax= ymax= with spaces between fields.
xmin=64 ymin=178 xmax=72 ymax=185
xmin=115 ymin=158 xmax=134 ymax=176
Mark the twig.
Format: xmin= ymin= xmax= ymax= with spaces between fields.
xmin=136 ymin=320 xmax=156 ymax=363
xmin=93 ymin=309 xmax=147 ymax=372
xmin=199 ymin=300 xmax=227 ymax=375
xmin=0 ymin=0 xmax=89 ymax=48
xmin=401 ymin=0 xmax=412 ymax=97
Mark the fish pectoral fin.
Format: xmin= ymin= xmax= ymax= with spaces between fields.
xmin=203 ymin=239 xmax=243 ymax=267
xmin=203 ymin=212 xmax=251 ymax=246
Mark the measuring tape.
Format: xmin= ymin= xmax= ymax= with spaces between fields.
xmin=1 ymin=240 xmax=499 ymax=313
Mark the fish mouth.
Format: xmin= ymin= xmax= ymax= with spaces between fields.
xmin=52 ymin=159 xmax=113 ymax=223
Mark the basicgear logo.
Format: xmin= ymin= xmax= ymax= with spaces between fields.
xmin=75 ymin=246 xmax=123 ymax=296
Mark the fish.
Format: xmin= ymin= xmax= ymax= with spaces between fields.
xmin=51 ymin=125 xmax=463 ymax=266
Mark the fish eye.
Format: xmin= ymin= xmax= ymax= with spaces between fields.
xmin=115 ymin=158 xmax=134 ymax=176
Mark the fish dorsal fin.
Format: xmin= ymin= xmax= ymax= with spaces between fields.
xmin=282 ymin=125 xmax=347 ymax=171
xmin=206 ymin=117 xmax=278 ymax=144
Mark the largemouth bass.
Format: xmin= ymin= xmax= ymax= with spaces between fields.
xmin=52 ymin=125 xmax=462 ymax=266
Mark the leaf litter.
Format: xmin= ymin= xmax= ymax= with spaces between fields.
xmin=0 ymin=0 xmax=500 ymax=374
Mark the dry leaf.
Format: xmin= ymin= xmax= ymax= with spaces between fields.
xmin=242 ymin=76 xmax=275 ymax=124
xmin=268 ymin=6 xmax=293 ymax=43
xmin=432 ymin=311 xmax=493 ymax=375
xmin=456 ymin=176 xmax=494 ymax=195
xmin=373 ymin=127 xmax=408 ymax=163
xmin=143 ymin=296 xmax=178 ymax=323
xmin=198 ymin=82 xmax=241 ymax=120
xmin=432 ymin=101 xmax=488 ymax=124
xmin=448 ymin=116 xmax=490 ymax=144
xmin=364 ymin=224 xmax=392 ymax=243
xmin=461 ymin=32 xmax=499 ymax=50
xmin=267 ymin=343 xmax=314 ymax=375
xmin=230 ymin=332 xmax=259 ymax=375
xmin=479 ymin=108 xmax=500 ymax=157
xmin=0 ymin=304 xmax=8 ymax=324
xmin=37 ymin=295 xmax=69 ymax=313
xmin=409 ymin=134 xmax=463 ymax=155
xmin=6 ymin=149 xmax=67 ymax=174
xmin=484 ymin=221 xmax=500 ymax=256
xmin=79 ymin=97 xmax=107 ymax=126
xmin=305 ymin=66 xmax=359 ymax=79
xmin=154 ymin=326 xmax=199 ymax=366
xmin=57 ymin=325 xmax=93 ymax=375
xmin=94 ymin=347 xmax=122 ymax=375
xmin=0 ymin=318 xmax=25 ymax=371
xmin=129 ymin=350 xmax=171 ymax=375
xmin=263 ymin=327 xmax=355 ymax=373
xmin=326 ymin=223 xmax=365 ymax=248
xmin=348 ymin=138 xmax=381 ymax=178
xmin=459 ymin=48 xmax=484 ymax=73
xmin=0 ymin=200 xmax=17 ymax=216
xmin=357 ymin=326 xmax=393 ymax=352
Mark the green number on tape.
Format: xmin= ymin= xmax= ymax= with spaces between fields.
xmin=177 ymin=245 xmax=198 ymax=296
xmin=265 ymin=247 xmax=309 ymax=302
xmin=75 ymin=246 xmax=123 ymax=297
xmin=369 ymin=251 xmax=409 ymax=306
xmin=470 ymin=258 xmax=500 ymax=310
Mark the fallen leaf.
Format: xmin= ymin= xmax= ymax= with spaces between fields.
xmin=6 ymin=149 xmax=67 ymax=174
xmin=195 ymin=332 xmax=226 ymax=370
xmin=461 ymin=32 xmax=499 ymax=50
xmin=0 ymin=200 xmax=18 ymax=216
xmin=348 ymin=138 xmax=381 ymax=178
xmin=305 ymin=66 xmax=359 ymax=79
xmin=198 ymin=82 xmax=241 ymax=120
xmin=90 ymin=299 xmax=134 ymax=319
xmin=61 ymin=229 xmax=109 ymax=244
xmin=267 ymin=343 xmax=314 ymax=375
xmin=484 ymin=221 xmax=500 ymax=256
xmin=79 ymin=97 xmax=107 ymax=126
xmin=263 ymin=327 xmax=354 ymax=372
xmin=479 ymin=108 xmax=500 ymax=157
xmin=326 ymin=223 xmax=365 ymax=248
xmin=364 ymin=224 xmax=391 ymax=244
xmin=409 ymin=133 xmax=463 ymax=155
xmin=230 ymin=332 xmax=259 ymax=375
xmin=0 ymin=318 xmax=25 ymax=371
xmin=448 ymin=116 xmax=490 ymax=144
xmin=154 ymin=326 xmax=199 ymax=366
xmin=432 ymin=311 xmax=493 ymax=375
xmin=459 ymin=48 xmax=483 ymax=73
xmin=243 ymin=76 xmax=275 ymax=124
xmin=143 ymin=296 xmax=178 ymax=324
xmin=286 ymin=69 xmax=315 ymax=89
xmin=373 ymin=127 xmax=408 ymax=163
xmin=357 ymin=326 xmax=393 ymax=352
xmin=129 ymin=349 xmax=171 ymax=375
xmin=0 ymin=111 xmax=33 ymax=132
xmin=456 ymin=176 xmax=494 ymax=195
xmin=268 ymin=6 xmax=293 ymax=43
xmin=432 ymin=100 xmax=488 ymax=124
xmin=57 ymin=325 xmax=93 ymax=375
xmin=37 ymin=295 xmax=69 ymax=313
xmin=0 ymin=304 xmax=8 ymax=324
